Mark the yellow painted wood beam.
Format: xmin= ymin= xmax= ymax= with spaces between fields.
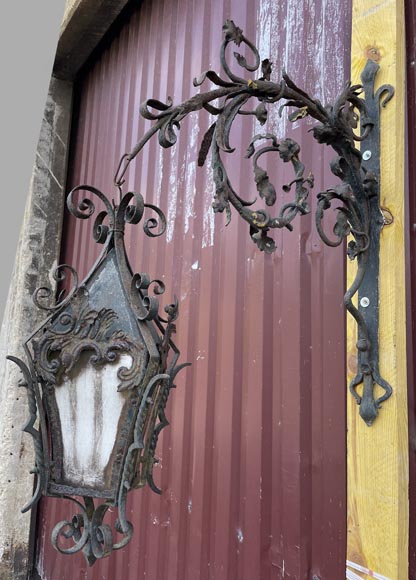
xmin=347 ymin=1 xmax=407 ymax=579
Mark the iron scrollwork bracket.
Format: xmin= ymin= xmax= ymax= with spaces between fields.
xmin=347 ymin=61 xmax=394 ymax=425
xmin=114 ymin=20 xmax=394 ymax=425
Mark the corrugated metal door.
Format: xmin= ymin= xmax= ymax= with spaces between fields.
xmin=35 ymin=0 xmax=351 ymax=578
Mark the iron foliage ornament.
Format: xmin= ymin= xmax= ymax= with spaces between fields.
xmin=8 ymin=184 xmax=189 ymax=565
xmin=115 ymin=20 xmax=394 ymax=425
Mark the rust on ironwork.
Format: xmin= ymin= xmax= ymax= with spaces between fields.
xmin=364 ymin=45 xmax=381 ymax=62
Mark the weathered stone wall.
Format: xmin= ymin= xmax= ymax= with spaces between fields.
xmin=0 ymin=77 xmax=72 ymax=580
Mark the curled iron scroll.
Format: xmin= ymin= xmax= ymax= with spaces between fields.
xmin=51 ymin=496 xmax=133 ymax=566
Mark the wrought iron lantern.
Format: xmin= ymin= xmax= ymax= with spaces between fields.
xmin=8 ymin=186 xmax=189 ymax=564
xmin=9 ymin=18 xmax=395 ymax=566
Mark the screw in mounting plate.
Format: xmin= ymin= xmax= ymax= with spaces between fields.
xmin=362 ymin=150 xmax=372 ymax=160
xmin=360 ymin=297 xmax=370 ymax=308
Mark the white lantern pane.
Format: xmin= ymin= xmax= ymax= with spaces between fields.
xmin=55 ymin=353 xmax=131 ymax=489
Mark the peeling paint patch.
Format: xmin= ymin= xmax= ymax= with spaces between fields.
xmin=184 ymin=160 xmax=197 ymax=234
xmin=254 ymin=0 xmax=348 ymax=142
xmin=184 ymin=119 xmax=199 ymax=234
xmin=167 ymin=147 xmax=179 ymax=243
xmin=156 ymin=148 xmax=164 ymax=207
xmin=202 ymin=116 xmax=216 ymax=248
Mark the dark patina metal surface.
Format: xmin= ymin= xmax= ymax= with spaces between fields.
xmin=350 ymin=60 xmax=394 ymax=425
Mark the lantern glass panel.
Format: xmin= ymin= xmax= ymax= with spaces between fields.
xmin=55 ymin=352 xmax=131 ymax=490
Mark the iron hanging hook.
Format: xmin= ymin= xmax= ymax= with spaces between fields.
xmin=114 ymin=153 xmax=131 ymax=188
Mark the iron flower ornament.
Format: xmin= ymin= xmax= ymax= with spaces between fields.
xmin=9 ymin=19 xmax=394 ymax=565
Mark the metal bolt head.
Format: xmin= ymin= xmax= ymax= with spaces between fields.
xmin=360 ymin=296 xmax=370 ymax=308
xmin=362 ymin=150 xmax=372 ymax=160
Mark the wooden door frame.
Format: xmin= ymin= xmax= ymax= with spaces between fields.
xmin=347 ymin=1 xmax=408 ymax=579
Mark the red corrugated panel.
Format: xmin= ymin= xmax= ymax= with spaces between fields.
xmin=36 ymin=0 xmax=351 ymax=578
